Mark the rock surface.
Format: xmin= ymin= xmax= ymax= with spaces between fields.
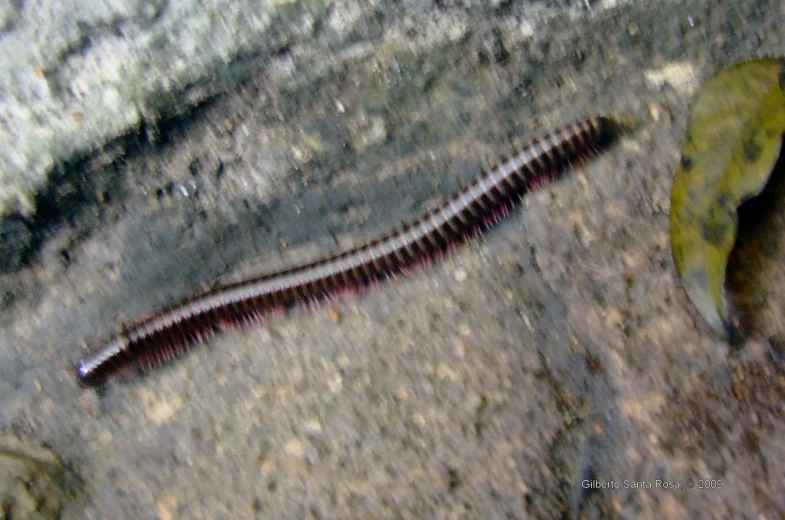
xmin=1 ymin=0 xmax=784 ymax=518
xmin=0 ymin=434 xmax=79 ymax=520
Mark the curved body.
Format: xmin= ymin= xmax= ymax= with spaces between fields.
xmin=76 ymin=116 xmax=616 ymax=387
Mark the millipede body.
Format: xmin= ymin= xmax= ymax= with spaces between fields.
xmin=76 ymin=116 xmax=617 ymax=388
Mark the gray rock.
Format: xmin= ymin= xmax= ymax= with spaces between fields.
xmin=0 ymin=0 xmax=328 ymax=217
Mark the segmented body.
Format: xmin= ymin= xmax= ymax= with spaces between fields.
xmin=76 ymin=116 xmax=616 ymax=387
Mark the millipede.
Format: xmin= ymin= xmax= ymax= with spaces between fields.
xmin=75 ymin=116 xmax=617 ymax=388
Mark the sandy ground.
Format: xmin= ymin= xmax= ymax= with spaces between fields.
xmin=1 ymin=0 xmax=785 ymax=518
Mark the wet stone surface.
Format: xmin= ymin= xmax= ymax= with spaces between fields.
xmin=1 ymin=0 xmax=785 ymax=518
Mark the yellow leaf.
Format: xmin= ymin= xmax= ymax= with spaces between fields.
xmin=670 ymin=58 xmax=785 ymax=343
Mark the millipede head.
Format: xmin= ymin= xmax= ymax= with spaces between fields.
xmin=75 ymin=361 xmax=104 ymax=389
